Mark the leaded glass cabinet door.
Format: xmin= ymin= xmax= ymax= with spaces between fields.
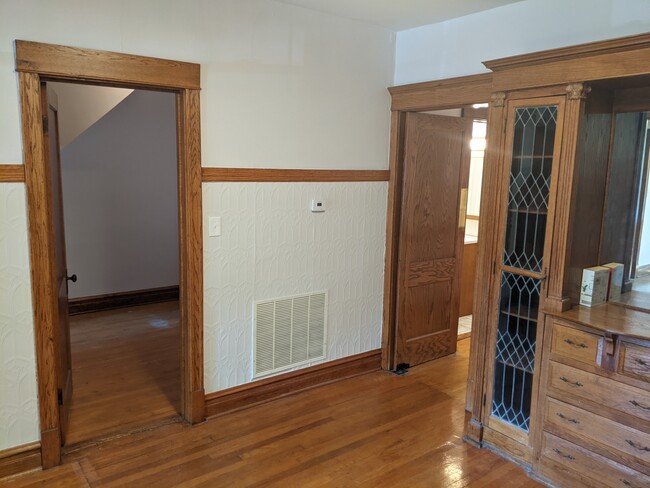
xmin=484 ymin=97 xmax=565 ymax=445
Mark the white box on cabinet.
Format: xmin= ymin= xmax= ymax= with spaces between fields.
xmin=580 ymin=266 xmax=610 ymax=307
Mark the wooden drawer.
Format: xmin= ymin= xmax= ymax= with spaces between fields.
xmin=548 ymin=361 xmax=650 ymax=422
xmin=619 ymin=342 xmax=650 ymax=381
xmin=551 ymin=322 xmax=602 ymax=366
xmin=540 ymin=432 xmax=649 ymax=488
xmin=545 ymin=398 xmax=650 ymax=470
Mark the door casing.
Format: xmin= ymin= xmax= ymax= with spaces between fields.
xmin=15 ymin=40 xmax=204 ymax=469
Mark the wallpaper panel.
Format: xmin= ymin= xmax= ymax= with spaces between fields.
xmin=203 ymin=181 xmax=387 ymax=393
xmin=0 ymin=184 xmax=39 ymax=450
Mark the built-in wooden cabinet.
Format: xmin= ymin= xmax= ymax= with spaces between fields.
xmin=471 ymin=33 xmax=650 ymax=487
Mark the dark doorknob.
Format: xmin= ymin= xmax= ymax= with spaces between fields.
xmin=67 ymin=274 xmax=77 ymax=283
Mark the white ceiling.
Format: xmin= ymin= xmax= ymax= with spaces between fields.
xmin=275 ymin=0 xmax=524 ymax=31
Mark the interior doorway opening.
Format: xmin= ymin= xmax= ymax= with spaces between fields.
xmin=383 ymin=99 xmax=489 ymax=415
xmin=16 ymin=40 xmax=204 ymax=469
xmin=44 ymin=81 xmax=182 ymax=446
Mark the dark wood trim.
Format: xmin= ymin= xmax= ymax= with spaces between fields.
xmin=15 ymin=40 xmax=200 ymax=90
xmin=201 ymin=168 xmax=389 ymax=182
xmin=0 ymin=442 xmax=41 ymax=480
xmin=16 ymin=41 xmax=204 ymax=468
xmin=613 ymin=86 xmax=650 ymax=113
xmin=0 ymin=164 xmax=26 ymax=182
xmin=19 ymin=71 xmax=61 ymax=469
xmin=381 ymin=111 xmax=406 ymax=371
xmin=467 ymin=93 xmax=506 ymax=444
xmin=205 ymin=349 xmax=381 ymax=418
xmin=388 ymin=73 xmax=493 ymax=112
xmin=68 ymin=286 xmax=180 ymax=315
xmin=178 ymin=89 xmax=205 ymax=424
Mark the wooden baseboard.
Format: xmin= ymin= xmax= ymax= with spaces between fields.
xmin=205 ymin=349 xmax=382 ymax=418
xmin=68 ymin=285 xmax=179 ymax=315
xmin=0 ymin=442 xmax=41 ymax=480
xmin=457 ymin=332 xmax=472 ymax=341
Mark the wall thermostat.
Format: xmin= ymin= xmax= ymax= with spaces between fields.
xmin=311 ymin=199 xmax=325 ymax=212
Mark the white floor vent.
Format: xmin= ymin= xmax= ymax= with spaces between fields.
xmin=254 ymin=291 xmax=327 ymax=378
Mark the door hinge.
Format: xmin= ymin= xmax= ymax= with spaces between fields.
xmin=42 ymin=116 xmax=49 ymax=134
xmin=483 ymin=394 xmax=486 ymax=407
xmin=393 ymin=363 xmax=410 ymax=375
xmin=57 ymin=388 xmax=63 ymax=406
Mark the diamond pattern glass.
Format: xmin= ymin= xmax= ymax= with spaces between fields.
xmin=503 ymin=106 xmax=557 ymax=273
xmin=492 ymin=272 xmax=541 ymax=431
xmin=491 ymin=104 xmax=558 ymax=434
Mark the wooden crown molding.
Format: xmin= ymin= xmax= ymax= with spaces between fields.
xmin=484 ymin=32 xmax=650 ymax=92
xmin=15 ymin=40 xmax=200 ymax=90
xmin=201 ymin=168 xmax=389 ymax=182
xmin=0 ymin=164 xmax=26 ymax=182
xmin=388 ymin=73 xmax=493 ymax=112
xmin=205 ymin=349 xmax=381 ymax=418
xmin=484 ymin=32 xmax=650 ymax=72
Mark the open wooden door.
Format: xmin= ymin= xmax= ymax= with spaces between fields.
xmin=42 ymin=82 xmax=73 ymax=445
xmin=393 ymin=112 xmax=472 ymax=370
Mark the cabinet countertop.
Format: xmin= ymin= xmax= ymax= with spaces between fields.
xmin=545 ymin=303 xmax=650 ymax=341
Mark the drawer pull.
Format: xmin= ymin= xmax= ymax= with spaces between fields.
xmin=556 ymin=412 xmax=580 ymax=424
xmin=552 ymin=448 xmax=575 ymax=461
xmin=634 ymin=358 xmax=648 ymax=368
xmin=559 ymin=376 xmax=583 ymax=387
xmin=625 ymin=439 xmax=650 ymax=452
xmin=629 ymin=399 xmax=650 ymax=411
xmin=621 ymin=480 xmax=641 ymax=488
xmin=564 ymin=338 xmax=588 ymax=349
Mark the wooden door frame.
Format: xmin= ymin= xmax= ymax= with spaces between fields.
xmin=383 ymin=72 xmax=496 ymax=443
xmin=14 ymin=40 xmax=204 ymax=468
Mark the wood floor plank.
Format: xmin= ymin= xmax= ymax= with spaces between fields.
xmin=65 ymin=301 xmax=181 ymax=445
xmin=3 ymin=338 xmax=541 ymax=487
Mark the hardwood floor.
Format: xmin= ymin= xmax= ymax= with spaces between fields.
xmin=3 ymin=338 xmax=541 ymax=487
xmin=65 ymin=301 xmax=180 ymax=445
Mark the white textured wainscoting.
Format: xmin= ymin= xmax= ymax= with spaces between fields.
xmin=0 ymin=183 xmax=39 ymax=450
xmin=203 ymin=181 xmax=388 ymax=393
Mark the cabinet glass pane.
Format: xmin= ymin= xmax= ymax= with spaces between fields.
xmin=492 ymin=271 xmax=541 ymax=432
xmin=503 ymin=106 xmax=557 ymax=273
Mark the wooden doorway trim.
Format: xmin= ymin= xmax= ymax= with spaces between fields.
xmin=383 ymin=72 xmax=496 ymax=444
xmin=15 ymin=40 xmax=204 ymax=468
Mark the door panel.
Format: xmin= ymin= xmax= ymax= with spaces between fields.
xmin=394 ymin=112 xmax=472 ymax=368
xmin=42 ymin=83 xmax=73 ymax=445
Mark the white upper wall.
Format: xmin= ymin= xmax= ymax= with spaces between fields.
xmin=394 ymin=0 xmax=650 ymax=85
xmin=0 ymin=0 xmax=394 ymax=169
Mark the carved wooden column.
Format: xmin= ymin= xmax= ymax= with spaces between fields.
xmin=545 ymin=83 xmax=590 ymax=312
xmin=465 ymin=91 xmax=507 ymax=445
